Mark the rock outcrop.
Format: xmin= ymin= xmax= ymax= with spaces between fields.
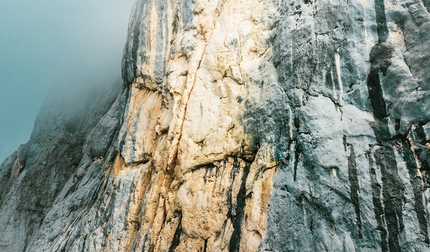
xmin=1 ymin=0 xmax=430 ymax=251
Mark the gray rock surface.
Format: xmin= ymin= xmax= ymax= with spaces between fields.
xmin=260 ymin=1 xmax=430 ymax=251
xmin=1 ymin=0 xmax=430 ymax=251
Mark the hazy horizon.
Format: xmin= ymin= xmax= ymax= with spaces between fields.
xmin=0 ymin=0 xmax=135 ymax=163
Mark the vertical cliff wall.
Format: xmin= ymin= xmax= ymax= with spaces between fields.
xmin=1 ymin=0 xmax=430 ymax=251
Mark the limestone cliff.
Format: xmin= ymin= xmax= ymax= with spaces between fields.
xmin=1 ymin=0 xmax=430 ymax=251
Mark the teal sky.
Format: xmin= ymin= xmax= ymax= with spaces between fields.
xmin=0 ymin=0 xmax=134 ymax=162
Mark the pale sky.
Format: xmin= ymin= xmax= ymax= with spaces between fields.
xmin=0 ymin=0 xmax=135 ymax=162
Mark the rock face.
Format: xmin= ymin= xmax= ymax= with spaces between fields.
xmin=1 ymin=0 xmax=430 ymax=251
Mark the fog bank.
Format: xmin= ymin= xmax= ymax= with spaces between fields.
xmin=0 ymin=0 xmax=135 ymax=162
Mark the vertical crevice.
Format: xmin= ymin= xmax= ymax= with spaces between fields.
xmin=168 ymin=215 xmax=182 ymax=252
xmin=293 ymin=143 xmax=300 ymax=182
xmin=229 ymin=164 xmax=251 ymax=252
xmin=167 ymin=0 xmax=227 ymax=172
xmin=203 ymin=238 xmax=208 ymax=252
xmin=293 ymin=116 xmax=300 ymax=182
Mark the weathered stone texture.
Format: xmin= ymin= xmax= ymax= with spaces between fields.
xmin=1 ymin=0 xmax=430 ymax=251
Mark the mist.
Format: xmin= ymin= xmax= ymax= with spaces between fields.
xmin=0 ymin=0 xmax=135 ymax=162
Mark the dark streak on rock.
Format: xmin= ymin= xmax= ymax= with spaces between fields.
xmin=366 ymin=151 xmax=388 ymax=252
xmin=294 ymin=116 xmax=300 ymax=130
xmin=203 ymin=238 xmax=208 ymax=252
xmin=345 ymin=139 xmax=362 ymax=238
xmin=367 ymin=70 xmax=387 ymax=121
xmin=229 ymin=163 xmax=251 ymax=252
xmin=293 ymin=144 xmax=300 ymax=182
xmin=203 ymin=163 xmax=216 ymax=184
xmin=374 ymin=145 xmax=405 ymax=252
xmin=375 ymin=0 xmax=389 ymax=43
xmin=230 ymin=157 xmax=241 ymax=183
xmin=366 ymin=2 xmax=408 ymax=250
xmin=181 ymin=0 xmax=195 ymax=31
xmin=226 ymin=159 xmax=238 ymax=221
xmin=289 ymin=137 xmax=299 ymax=183
xmin=118 ymin=88 xmax=131 ymax=143
xmin=367 ymin=43 xmax=394 ymax=127
xmin=367 ymin=0 xmax=394 ymax=122
xmin=169 ymin=215 xmax=182 ymax=252
xmin=343 ymin=135 xmax=348 ymax=151
xmin=402 ymin=139 xmax=430 ymax=243
xmin=81 ymin=235 xmax=87 ymax=252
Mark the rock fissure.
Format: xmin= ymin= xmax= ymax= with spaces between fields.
xmin=167 ymin=0 xmax=227 ymax=172
xmin=229 ymin=163 xmax=250 ymax=252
